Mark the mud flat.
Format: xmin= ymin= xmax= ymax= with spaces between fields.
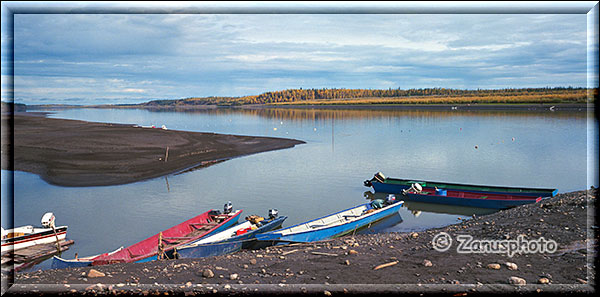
xmin=1 ymin=113 xmax=304 ymax=187
xmin=5 ymin=189 xmax=596 ymax=295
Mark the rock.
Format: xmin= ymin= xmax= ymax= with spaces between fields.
xmin=202 ymin=269 xmax=215 ymax=278
xmin=538 ymin=277 xmax=550 ymax=284
xmin=87 ymin=269 xmax=105 ymax=278
xmin=508 ymin=276 xmax=526 ymax=285
xmin=505 ymin=262 xmax=518 ymax=270
xmin=249 ymin=259 xmax=257 ymax=265
xmin=229 ymin=273 xmax=238 ymax=280
xmin=576 ymin=278 xmax=587 ymax=284
xmin=344 ymin=260 xmax=350 ymax=266
xmin=324 ymin=290 xmax=332 ymax=296
xmin=411 ymin=232 xmax=419 ymax=238
xmin=423 ymin=259 xmax=433 ymax=267
xmin=348 ymin=249 xmax=358 ymax=255
xmin=487 ymin=263 xmax=501 ymax=270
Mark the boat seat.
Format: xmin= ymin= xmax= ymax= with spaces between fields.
xmin=126 ymin=249 xmax=142 ymax=259
xmin=189 ymin=222 xmax=218 ymax=230
xmin=162 ymin=236 xmax=193 ymax=240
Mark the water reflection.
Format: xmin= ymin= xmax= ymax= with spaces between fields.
xmin=402 ymin=200 xmax=497 ymax=217
xmin=355 ymin=212 xmax=404 ymax=234
xmin=140 ymin=106 xmax=588 ymax=122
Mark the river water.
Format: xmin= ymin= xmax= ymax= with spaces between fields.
xmin=2 ymin=107 xmax=596 ymax=271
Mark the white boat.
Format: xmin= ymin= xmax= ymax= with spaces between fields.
xmin=1 ymin=213 xmax=68 ymax=255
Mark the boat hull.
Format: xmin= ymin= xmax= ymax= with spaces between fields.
xmin=1 ymin=226 xmax=68 ymax=255
xmin=369 ymin=178 xmax=557 ymax=197
xmin=256 ymin=201 xmax=403 ymax=244
xmin=133 ymin=212 xmax=242 ymax=263
xmin=51 ymin=257 xmax=92 ymax=269
xmin=401 ymin=192 xmax=543 ymax=209
xmin=175 ymin=240 xmax=244 ymax=259
xmin=175 ymin=216 xmax=287 ymax=258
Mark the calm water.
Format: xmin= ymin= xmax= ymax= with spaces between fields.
xmin=2 ymin=107 xmax=596 ymax=271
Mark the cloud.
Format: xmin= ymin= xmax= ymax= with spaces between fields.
xmin=4 ymin=12 xmax=591 ymax=105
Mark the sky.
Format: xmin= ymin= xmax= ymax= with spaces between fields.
xmin=1 ymin=2 xmax=598 ymax=105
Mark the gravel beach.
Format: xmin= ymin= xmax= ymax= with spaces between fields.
xmin=1 ymin=113 xmax=304 ymax=187
xmin=3 ymin=189 xmax=596 ymax=295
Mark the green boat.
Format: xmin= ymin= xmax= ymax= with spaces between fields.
xmin=364 ymin=172 xmax=558 ymax=197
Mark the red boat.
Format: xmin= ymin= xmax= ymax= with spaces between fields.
xmin=88 ymin=206 xmax=242 ymax=266
xmin=400 ymin=183 xmax=544 ymax=209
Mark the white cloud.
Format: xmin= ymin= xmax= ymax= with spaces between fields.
xmin=7 ymin=12 xmax=590 ymax=104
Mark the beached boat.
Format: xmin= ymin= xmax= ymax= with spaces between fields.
xmin=54 ymin=203 xmax=242 ymax=268
xmin=397 ymin=182 xmax=544 ymax=209
xmin=255 ymin=198 xmax=404 ymax=244
xmin=51 ymin=247 xmax=124 ymax=269
xmin=175 ymin=210 xmax=287 ymax=259
xmin=364 ymin=172 xmax=557 ymax=197
xmin=1 ymin=213 xmax=67 ymax=255
xmin=93 ymin=207 xmax=242 ymax=265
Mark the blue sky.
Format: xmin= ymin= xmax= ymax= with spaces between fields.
xmin=1 ymin=2 xmax=597 ymax=105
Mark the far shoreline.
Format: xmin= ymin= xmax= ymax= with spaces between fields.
xmin=19 ymin=102 xmax=593 ymax=112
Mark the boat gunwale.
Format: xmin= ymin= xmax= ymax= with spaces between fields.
xmin=380 ymin=177 xmax=557 ymax=194
xmin=265 ymin=201 xmax=403 ymax=238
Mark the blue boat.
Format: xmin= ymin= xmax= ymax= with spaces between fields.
xmin=51 ymin=247 xmax=124 ymax=269
xmin=365 ymin=172 xmax=558 ymax=197
xmin=255 ymin=199 xmax=404 ymax=244
xmin=175 ymin=212 xmax=287 ymax=259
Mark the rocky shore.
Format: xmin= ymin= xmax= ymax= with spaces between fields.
xmin=1 ymin=113 xmax=304 ymax=187
xmin=3 ymin=189 xmax=596 ymax=295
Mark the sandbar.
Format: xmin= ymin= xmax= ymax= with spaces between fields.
xmin=1 ymin=113 xmax=304 ymax=187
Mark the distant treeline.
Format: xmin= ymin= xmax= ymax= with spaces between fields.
xmin=137 ymin=87 xmax=594 ymax=107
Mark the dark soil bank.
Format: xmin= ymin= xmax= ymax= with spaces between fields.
xmin=1 ymin=113 xmax=304 ymax=187
xmin=4 ymin=189 xmax=597 ymax=295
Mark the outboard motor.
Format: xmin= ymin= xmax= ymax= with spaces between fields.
xmin=386 ymin=194 xmax=396 ymax=204
xmin=373 ymin=172 xmax=386 ymax=183
xmin=224 ymin=201 xmax=233 ymax=214
xmin=268 ymin=209 xmax=279 ymax=219
xmin=41 ymin=212 xmax=56 ymax=228
xmin=364 ymin=172 xmax=386 ymax=187
xmin=402 ymin=183 xmax=423 ymax=195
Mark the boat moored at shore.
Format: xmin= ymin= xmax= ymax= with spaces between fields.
xmin=1 ymin=213 xmax=67 ymax=255
xmin=364 ymin=172 xmax=557 ymax=197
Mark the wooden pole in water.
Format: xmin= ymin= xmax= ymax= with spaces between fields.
xmin=165 ymin=147 xmax=169 ymax=162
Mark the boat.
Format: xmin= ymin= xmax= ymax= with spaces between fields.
xmin=53 ymin=202 xmax=242 ymax=268
xmin=1 ymin=213 xmax=67 ymax=255
xmin=255 ymin=197 xmax=404 ymax=244
xmin=397 ymin=182 xmax=544 ymax=209
xmin=175 ymin=210 xmax=287 ymax=259
xmin=51 ymin=247 xmax=124 ymax=269
xmin=364 ymin=172 xmax=558 ymax=197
